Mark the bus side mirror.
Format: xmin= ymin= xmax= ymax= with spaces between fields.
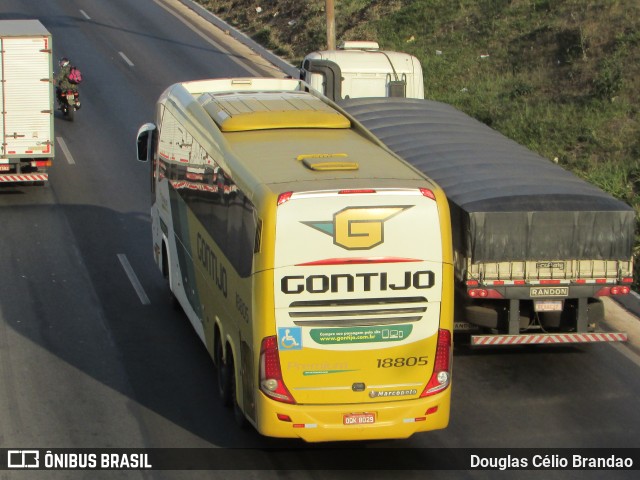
xmin=136 ymin=123 xmax=157 ymax=162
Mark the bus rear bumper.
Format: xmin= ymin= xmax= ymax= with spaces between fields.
xmin=254 ymin=389 xmax=451 ymax=442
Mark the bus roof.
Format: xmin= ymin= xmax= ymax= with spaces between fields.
xmin=160 ymin=78 xmax=437 ymax=198
xmin=199 ymin=91 xmax=350 ymax=132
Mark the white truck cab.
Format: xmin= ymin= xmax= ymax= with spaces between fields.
xmin=300 ymin=41 xmax=424 ymax=101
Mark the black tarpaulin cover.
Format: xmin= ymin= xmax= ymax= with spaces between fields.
xmin=341 ymin=98 xmax=635 ymax=262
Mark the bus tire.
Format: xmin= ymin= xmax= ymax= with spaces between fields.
xmin=216 ymin=339 xmax=232 ymax=407
xmin=162 ymin=245 xmax=181 ymax=310
xmin=169 ymin=290 xmax=181 ymax=310
xmin=229 ymin=357 xmax=249 ymax=429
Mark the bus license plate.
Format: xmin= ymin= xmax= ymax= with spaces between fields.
xmin=534 ymin=300 xmax=563 ymax=312
xmin=343 ymin=413 xmax=375 ymax=425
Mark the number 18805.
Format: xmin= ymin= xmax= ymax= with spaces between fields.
xmin=376 ymin=356 xmax=428 ymax=368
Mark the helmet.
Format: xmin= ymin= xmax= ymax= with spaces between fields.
xmin=59 ymin=57 xmax=70 ymax=67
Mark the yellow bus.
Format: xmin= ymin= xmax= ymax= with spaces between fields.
xmin=136 ymin=78 xmax=453 ymax=442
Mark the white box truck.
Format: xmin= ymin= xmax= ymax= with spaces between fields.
xmin=0 ymin=20 xmax=54 ymax=185
xmin=300 ymin=41 xmax=424 ymax=101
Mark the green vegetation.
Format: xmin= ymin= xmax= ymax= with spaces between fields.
xmin=199 ymin=0 xmax=640 ymax=281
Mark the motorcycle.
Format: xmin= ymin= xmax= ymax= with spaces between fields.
xmin=58 ymin=89 xmax=81 ymax=121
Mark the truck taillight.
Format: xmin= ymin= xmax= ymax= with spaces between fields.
xmin=468 ymin=288 xmax=503 ymax=299
xmin=611 ymin=286 xmax=631 ymax=296
xmin=32 ymin=160 xmax=52 ymax=167
xmin=259 ymin=336 xmax=296 ymax=404
xmin=421 ymin=329 xmax=451 ymax=397
xmin=468 ymin=288 xmax=488 ymax=298
xmin=596 ymin=285 xmax=631 ymax=296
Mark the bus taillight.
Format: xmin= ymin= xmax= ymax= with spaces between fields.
xmin=419 ymin=188 xmax=436 ymax=200
xmin=277 ymin=192 xmax=293 ymax=205
xmin=259 ymin=336 xmax=296 ymax=404
xmin=420 ymin=329 xmax=452 ymax=397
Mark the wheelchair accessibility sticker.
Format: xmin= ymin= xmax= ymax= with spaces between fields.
xmin=278 ymin=327 xmax=302 ymax=350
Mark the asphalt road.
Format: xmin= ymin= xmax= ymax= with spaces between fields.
xmin=0 ymin=1 xmax=639 ymax=479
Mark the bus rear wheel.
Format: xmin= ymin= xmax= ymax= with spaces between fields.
xmin=229 ymin=357 xmax=249 ymax=429
xmin=215 ymin=337 xmax=232 ymax=407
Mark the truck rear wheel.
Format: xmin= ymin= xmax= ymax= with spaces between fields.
xmin=465 ymin=303 xmax=530 ymax=331
xmin=465 ymin=305 xmax=499 ymax=329
xmin=587 ymin=298 xmax=605 ymax=324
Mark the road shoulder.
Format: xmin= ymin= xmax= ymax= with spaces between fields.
xmin=603 ymin=297 xmax=640 ymax=358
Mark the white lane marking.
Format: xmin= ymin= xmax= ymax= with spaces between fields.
xmin=610 ymin=342 xmax=640 ymax=369
xmin=79 ymin=9 xmax=91 ymax=20
xmin=117 ymin=254 xmax=150 ymax=305
xmin=151 ymin=0 xmax=262 ymax=76
xmin=56 ymin=137 xmax=75 ymax=165
xmin=119 ymin=52 xmax=134 ymax=67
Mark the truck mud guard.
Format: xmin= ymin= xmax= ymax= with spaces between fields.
xmin=302 ymin=59 xmax=342 ymax=101
xmin=470 ymin=331 xmax=627 ymax=346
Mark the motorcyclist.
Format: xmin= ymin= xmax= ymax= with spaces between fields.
xmin=54 ymin=57 xmax=79 ymax=108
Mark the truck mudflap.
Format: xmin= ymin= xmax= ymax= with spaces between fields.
xmin=0 ymin=173 xmax=48 ymax=183
xmin=470 ymin=331 xmax=627 ymax=346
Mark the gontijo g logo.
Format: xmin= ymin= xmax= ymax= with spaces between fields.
xmin=303 ymin=206 xmax=411 ymax=250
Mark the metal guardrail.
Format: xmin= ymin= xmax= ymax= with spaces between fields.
xmin=175 ymin=0 xmax=299 ymax=78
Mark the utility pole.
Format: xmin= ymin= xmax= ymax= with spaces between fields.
xmin=326 ymin=0 xmax=336 ymax=50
